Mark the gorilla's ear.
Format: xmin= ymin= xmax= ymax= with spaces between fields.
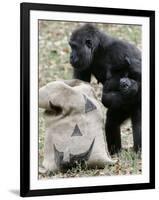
xmin=85 ymin=39 xmax=92 ymax=48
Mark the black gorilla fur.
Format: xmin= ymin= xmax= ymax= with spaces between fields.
xmin=102 ymin=75 xmax=141 ymax=154
xmin=69 ymin=24 xmax=141 ymax=154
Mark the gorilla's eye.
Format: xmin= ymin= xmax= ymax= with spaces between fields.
xmin=85 ymin=39 xmax=92 ymax=48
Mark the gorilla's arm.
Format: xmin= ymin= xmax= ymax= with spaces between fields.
xmin=102 ymin=91 xmax=124 ymax=109
xmin=103 ymin=40 xmax=141 ymax=80
xmin=102 ymin=76 xmax=124 ymax=108
xmin=73 ymin=68 xmax=91 ymax=82
xmin=129 ymin=58 xmax=141 ymax=81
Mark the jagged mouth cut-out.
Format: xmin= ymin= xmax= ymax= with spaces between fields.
xmin=53 ymin=138 xmax=95 ymax=170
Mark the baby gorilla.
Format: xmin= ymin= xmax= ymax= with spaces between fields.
xmin=120 ymin=78 xmax=139 ymax=97
xmin=102 ymin=76 xmax=141 ymax=154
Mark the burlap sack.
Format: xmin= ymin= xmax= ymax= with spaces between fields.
xmin=39 ymin=79 xmax=115 ymax=172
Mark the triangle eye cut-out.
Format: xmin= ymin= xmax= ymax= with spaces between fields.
xmin=83 ymin=95 xmax=97 ymax=113
xmin=71 ymin=124 xmax=83 ymax=136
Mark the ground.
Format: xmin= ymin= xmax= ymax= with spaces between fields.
xmin=38 ymin=21 xmax=142 ymax=179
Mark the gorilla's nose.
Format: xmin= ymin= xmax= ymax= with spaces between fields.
xmin=70 ymin=57 xmax=79 ymax=67
xmin=70 ymin=55 xmax=74 ymax=62
xmin=73 ymin=58 xmax=79 ymax=64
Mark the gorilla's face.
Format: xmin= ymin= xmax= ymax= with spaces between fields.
xmin=69 ymin=38 xmax=93 ymax=70
xmin=119 ymin=77 xmax=138 ymax=96
xmin=69 ymin=24 xmax=99 ymax=71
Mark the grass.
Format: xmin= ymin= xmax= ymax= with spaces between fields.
xmin=38 ymin=21 xmax=142 ymax=179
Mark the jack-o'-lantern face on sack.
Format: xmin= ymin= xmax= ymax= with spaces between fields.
xmin=39 ymin=80 xmax=115 ymax=172
xmin=53 ymin=132 xmax=95 ymax=170
xmin=48 ymin=94 xmax=97 ymax=170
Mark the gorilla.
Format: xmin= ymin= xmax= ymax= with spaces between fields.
xmin=69 ymin=24 xmax=141 ymax=154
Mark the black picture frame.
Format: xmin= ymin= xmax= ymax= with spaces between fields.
xmin=20 ymin=2 xmax=155 ymax=197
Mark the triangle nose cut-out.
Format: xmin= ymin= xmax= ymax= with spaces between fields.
xmin=84 ymin=95 xmax=97 ymax=113
xmin=71 ymin=124 xmax=83 ymax=136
